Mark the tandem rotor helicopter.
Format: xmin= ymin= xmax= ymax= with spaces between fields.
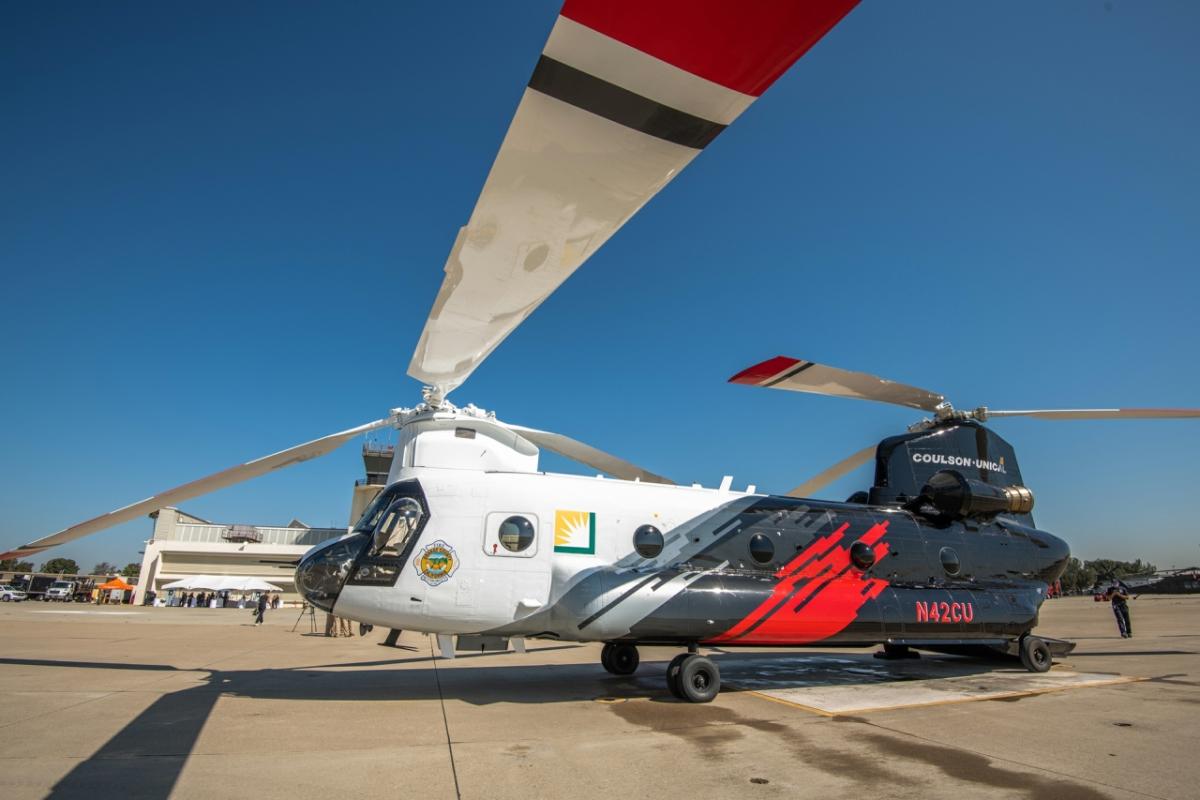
xmin=6 ymin=0 xmax=1198 ymax=702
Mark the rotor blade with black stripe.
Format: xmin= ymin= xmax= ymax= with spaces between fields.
xmin=729 ymin=355 xmax=945 ymax=412
xmin=409 ymin=0 xmax=860 ymax=396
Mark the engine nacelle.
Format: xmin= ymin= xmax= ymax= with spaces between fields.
xmin=921 ymin=470 xmax=1034 ymax=518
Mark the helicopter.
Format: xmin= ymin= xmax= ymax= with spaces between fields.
xmin=4 ymin=0 xmax=1198 ymax=703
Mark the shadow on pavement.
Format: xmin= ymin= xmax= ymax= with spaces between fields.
xmin=1071 ymin=649 xmax=1196 ymax=657
xmin=0 ymin=647 xmax=1136 ymax=799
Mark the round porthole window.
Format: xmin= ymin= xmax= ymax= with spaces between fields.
xmin=633 ymin=525 xmax=664 ymax=558
xmin=749 ymin=533 xmax=775 ymax=564
xmin=499 ymin=516 xmax=535 ymax=552
xmin=940 ymin=546 xmax=961 ymax=576
xmin=850 ymin=541 xmax=876 ymax=571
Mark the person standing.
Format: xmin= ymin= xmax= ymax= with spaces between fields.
xmin=254 ymin=592 xmax=268 ymax=626
xmin=1109 ymin=581 xmax=1133 ymax=638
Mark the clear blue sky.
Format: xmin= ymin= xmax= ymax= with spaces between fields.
xmin=2 ymin=1 xmax=1197 ymax=572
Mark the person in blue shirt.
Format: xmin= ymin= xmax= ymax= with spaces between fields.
xmin=1108 ymin=581 xmax=1133 ymax=638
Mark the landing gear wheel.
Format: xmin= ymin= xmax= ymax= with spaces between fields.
xmin=677 ymin=655 xmax=720 ymax=703
xmin=666 ymin=654 xmax=688 ymax=699
xmin=601 ymin=642 xmax=640 ymax=675
xmin=875 ymin=643 xmax=919 ymax=660
xmin=1019 ymin=635 xmax=1052 ymax=673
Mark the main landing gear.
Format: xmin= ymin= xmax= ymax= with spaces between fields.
xmin=1018 ymin=634 xmax=1052 ymax=673
xmin=666 ymin=652 xmax=720 ymax=703
xmin=599 ymin=643 xmax=722 ymax=702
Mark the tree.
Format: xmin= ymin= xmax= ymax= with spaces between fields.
xmin=121 ymin=563 xmax=141 ymax=579
xmin=40 ymin=558 xmax=79 ymax=575
xmin=1059 ymin=558 xmax=1097 ymax=594
xmin=1086 ymin=558 xmax=1157 ymax=582
xmin=1057 ymin=557 xmax=1160 ymax=594
xmin=92 ymin=562 xmax=118 ymax=576
xmin=0 ymin=558 xmax=34 ymax=573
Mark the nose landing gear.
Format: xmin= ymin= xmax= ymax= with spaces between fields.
xmin=600 ymin=642 xmax=640 ymax=675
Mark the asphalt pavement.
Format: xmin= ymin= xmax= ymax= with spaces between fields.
xmin=0 ymin=594 xmax=1196 ymax=799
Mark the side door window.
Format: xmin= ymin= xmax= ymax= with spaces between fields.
xmin=483 ymin=513 xmax=538 ymax=558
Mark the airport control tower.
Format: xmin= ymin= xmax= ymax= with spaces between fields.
xmin=348 ymin=440 xmax=395 ymax=525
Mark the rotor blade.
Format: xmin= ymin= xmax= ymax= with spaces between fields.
xmin=786 ymin=445 xmax=876 ymax=499
xmin=409 ymin=1 xmax=860 ymax=397
xmin=0 ymin=417 xmax=395 ymax=560
xmin=986 ymin=408 xmax=1200 ymax=420
xmin=730 ymin=356 xmax=945 ymax=412
xmin=507 ymin=424 xmax=674 ymax=485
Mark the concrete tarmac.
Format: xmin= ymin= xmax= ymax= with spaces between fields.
xmin=0 ymin=595 xmax=1196 ymax=800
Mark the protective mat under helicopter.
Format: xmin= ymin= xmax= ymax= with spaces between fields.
xmin=713 ymin=652 xmax=1139 ymax=715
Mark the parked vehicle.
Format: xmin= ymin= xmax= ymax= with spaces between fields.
xmin=7 ymin=574 xmax=97 ymax=601
xmin=44 ymin=580 xmax=76 ymax=602
xmin=0 ymin=585 xmax=27 ymax=602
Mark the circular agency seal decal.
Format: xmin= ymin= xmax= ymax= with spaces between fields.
xmin=414 ymin=540 xmax=459 ymax=586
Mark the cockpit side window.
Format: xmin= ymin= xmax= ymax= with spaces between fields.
xmin=372 ymin=497 xmax=424 ymax=557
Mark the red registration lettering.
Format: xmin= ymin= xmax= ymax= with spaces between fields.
xmin=914 ymin=601 xmax=975 ymax=624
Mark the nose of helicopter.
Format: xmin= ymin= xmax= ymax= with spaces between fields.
xmin=294 ymin=533 xmax=367 ymax=612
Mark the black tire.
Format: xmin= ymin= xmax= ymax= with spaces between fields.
xmin=607 ymin=643 xmax=640 ymax=676
xmin=600 ymin=642 xmax=615 ymax=673
xmin=1019 ymin=635 xmax=1052 ymax=673
xmin=678 ymin=655 xmax=720 ymax=703
xmin=666 ymin=654 xmax=688 ymax=699
xmin=878 ymin=643 xmax=918 ymax=660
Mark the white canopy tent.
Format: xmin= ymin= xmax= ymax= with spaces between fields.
xmin=161 ymin=576 xmax=283 ymax=592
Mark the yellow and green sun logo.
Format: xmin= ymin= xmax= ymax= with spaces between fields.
xmin=554 ymin=510 xmax=596 ymax=554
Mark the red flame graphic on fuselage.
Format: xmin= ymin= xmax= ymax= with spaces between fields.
xmin=707 ymin=520 xmax=890 ymax=646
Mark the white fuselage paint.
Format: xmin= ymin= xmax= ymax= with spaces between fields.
xmin=331 ymin=414 xmax=753 ymax=638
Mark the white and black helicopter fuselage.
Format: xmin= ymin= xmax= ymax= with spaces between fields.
xmin=294 ymin=400 xmax=1074 ymax=702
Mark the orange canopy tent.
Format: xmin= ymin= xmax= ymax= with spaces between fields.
xmin=97 ymin=577 xmax=134 ymax=591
